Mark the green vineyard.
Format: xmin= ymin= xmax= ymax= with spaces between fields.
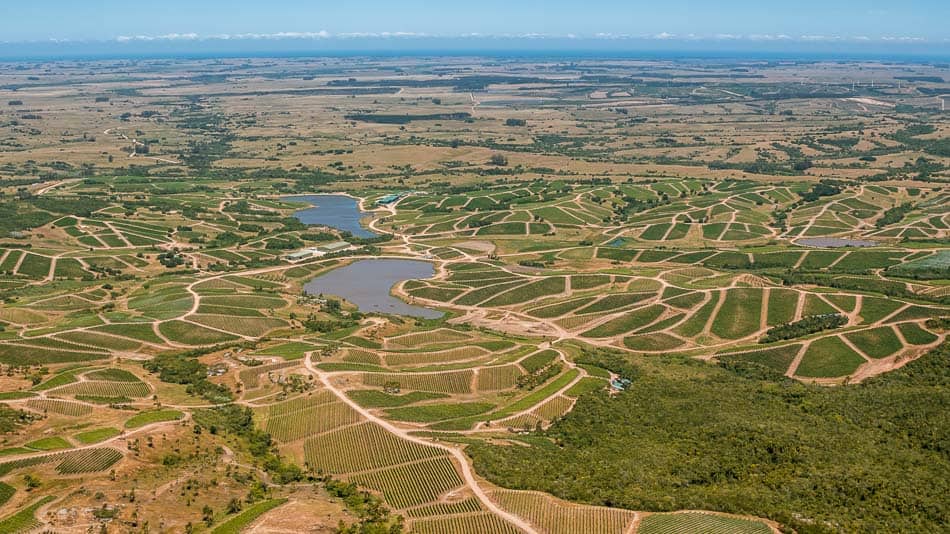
xmin=349 ymin=456 xmax=463 ymax=509
xmin=303 ymin=422 xmax=443 ymax=473
xmin=25 ymin=398 xmax=93 ymax=416
xmin=491 ymin=490 xmax=636 ymax=534
xmin=638 ymin=512 xmax=773 ymax=534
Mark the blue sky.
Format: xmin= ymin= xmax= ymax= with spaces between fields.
xmin=3 ymin=0 xmax=948 ymax=43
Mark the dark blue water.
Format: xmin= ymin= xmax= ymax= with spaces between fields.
xmin=286 ymin=194 xmax=377 ymax=238
xmin=303 ymin=259 xmax=443 ymax=319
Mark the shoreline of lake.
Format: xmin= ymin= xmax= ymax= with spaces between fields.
xmin=285 ymin=194 xmax=378 ymax=238
xmin=303 ymin=259 xmax=442 ymax=319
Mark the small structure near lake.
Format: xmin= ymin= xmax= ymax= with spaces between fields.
xmin=283 ymin=241 xmax=352 ymax=262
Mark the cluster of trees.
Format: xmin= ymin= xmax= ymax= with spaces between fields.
xmin=157 ymin=249 xmax=185 ymax=268
xmin=575 ymin=348 xmax=640 ymax=381
xmin=798 ymin=179 xmax=844 ymax=202
xmin=143 ymin=353 xmax=233 ymax=403
xmin=302 ymin=300 xmax=361 ymax=334
xmin=0 ymin=404 xmax=37 ymax=433
xmin=192 ymin=404 xmax=302 ymax=484
xmin=876 ymin=202 xmax=913 ymax=228
xmin=325 ymin=478 xmax=404 ymax=533
xmin=191 ymin=406 xmax=403 ymax=531
xmin=760 ymin=314 xmax=847 ymax=343
xmin=489 ymin=154 xmax=509 ymax=166
xmin=468 ymin=343 xmax=950 ymax=533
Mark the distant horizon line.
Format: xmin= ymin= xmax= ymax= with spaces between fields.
xmin=1 ymin=35 xmax=949 ymax=63
xmin=6 ymin=31 xmax=947 ymax=45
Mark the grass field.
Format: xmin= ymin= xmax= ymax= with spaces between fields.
xmin=711 ymin=289 xmax=763 ymax=340
xmin=582 ymin=305 xmax=665 ymax=338
xmin=73 ymin=427 xmax=121 ymax=444
xmin=845 ymin=327 xmax=903 ymax=359
xmin=254 ymin=341 xmax=319 ymax=360
xmin=159 ymin=320 xmax=239 ymax=345
xmin=385 ymin=402 xmax=494 ymax=423
xmin=719 ymin=344 xmax=802 ymax=374
xmin=211 ymin=498 xmax=288 ymax=534
xmin=795 ymin=337 xmax=866 ymax=378
xmin=898 ymin=323 xmax=938 ymax=345
xmin=346 ymin=390 xmax=448 ymax=408
xmin=25 ymin=436 xmax=72 ymax=451
xmin=124 ymin=409 xmax=184 ymax=429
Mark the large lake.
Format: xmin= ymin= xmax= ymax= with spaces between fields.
xmin=285 ymin=194 xmax=378 ymax=238
xmin=304 ymin=259 xmax=443 ymax=319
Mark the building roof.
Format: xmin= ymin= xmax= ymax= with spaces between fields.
xmin=285 ymin=249 xmax=318 ymax=259
xmin=319 ymin=241 xmax=350 ymax=251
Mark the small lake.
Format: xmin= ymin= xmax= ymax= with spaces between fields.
xmin=303 ymin=259 xmax=443 ymax=319
xmin=796 ymin=237 xmax=878 ymax=248
xmin=285 ymin=194 xmax=378 ymax=238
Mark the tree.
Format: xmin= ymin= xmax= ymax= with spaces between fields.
xmin=489 ymin=154 xmax=508 ymax=166
xmin=23 ymin=473 xmax=40 ymax=490
xmin=190 ymin=504 xmax=208 ymax=526
xmin=226 ymin=497 xmax=243 ymax=514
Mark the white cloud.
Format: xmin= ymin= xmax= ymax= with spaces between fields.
xmin=117 ymin=32 xmax=199 ymax=42
xmin=880 ymin=36 xmax=925 ymax=42
xmin=107 ymin=31 xmax=935 ymax=44
xmin=748 ymin=34 xmax=792 ymax=41
xmin=799 ymin=35 xmax=839 ymax=41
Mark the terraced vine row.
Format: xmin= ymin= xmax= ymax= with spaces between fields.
xmin=25 ymin=398 xmax=93 ymax=416
xmin=0 ymin=447 xmax=122 ymax=476
xmin=262 ymin=400 xmax=361 ymax=442
xmin=362 ymin=371 xmax=473 ymax=394
xmin=491 ymin=490 xmax=636 ymax=534
xmin=303 ymin=421 xmax=443 ymax=473
xmin=50 ymin=380 xmax=151 ymax=398
xmin=638 ymin=512 xmax=773 ymax=534
xmin=348 ymin=456 xmax=464 ymax=509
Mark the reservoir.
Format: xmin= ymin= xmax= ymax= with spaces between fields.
xmin=286 ymin=194 xmax=378 ymax=238
xmin=303 ymin=259 xmax=443 ymax=319
xmin=796 ymin=237 xmax=878 ymax=248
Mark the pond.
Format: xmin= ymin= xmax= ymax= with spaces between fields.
xmin=285 ymin=194 xmax=378 ymax=238
xmin=796 ymin=237 xmax=878 ymax=248
xmin=303 ymin=259 xmax=443 ymax=319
